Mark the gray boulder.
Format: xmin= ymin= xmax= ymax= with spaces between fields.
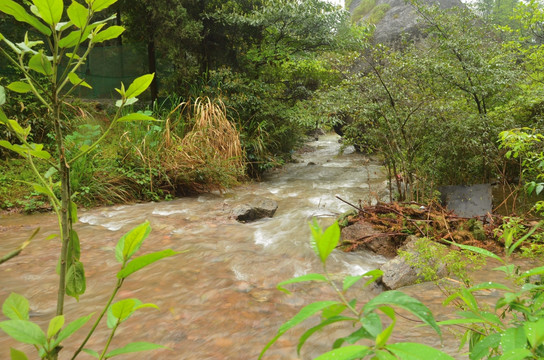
xmin=379 ymin=236 xmax=447 ymax=290
xmin=232 ymin=198 xmax=278 ymax=222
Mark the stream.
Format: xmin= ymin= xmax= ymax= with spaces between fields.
xmin=0 ymin=134 xmax=500 ymax=359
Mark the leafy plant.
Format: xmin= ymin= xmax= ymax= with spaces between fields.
xmin=260 ymin=221 xmax=454 ymax=359
xmin=0 ymin=0 xmax=177 ymax=358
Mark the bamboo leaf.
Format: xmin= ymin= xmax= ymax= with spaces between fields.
xmin=0 ymin=320 xmax=46 ymax=346
xmin=443 ymin=239 xmax=504 ymax=263
xmin=2 ymin=293 xmax=29 ymax=320
xmin=105 ymin=342 xmax=167 ymax=358
xmin=117 ymin=249 xmax=179 ymax=279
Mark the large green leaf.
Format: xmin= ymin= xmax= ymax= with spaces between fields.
xmin=28 ymin=52 xmax=53 ymax=76
xmin=115 ymin=221 xmax=151 ymax=263
xmin=117 ymin=249 xmax=179 ymax=279
xmin=7 ymin=82 xmax=32 ymax=94
xmin=65 ymin=261 xmax=86 ymax=300
xmin=2 ymin=293 xmax=29 ymax=320
xmin=314 ymin=345 xmax=371 ymax=360
xmin=375 ymin=307 xmax=396 ymax=348
xmin=10 ymin=348 xmax=29 ymax=360
xmin=58 ymin=29 xmax=90 ymax=48
xmin=259 ymin=301 xmax=338 ymax=359
xmin=68 ymin=72 xmax=92 ymax=89
xmin=106 ymin=342 xmax=167 ymax=358
xmin=0 ymin=0 xmax=51 ymax=35
xmin=51 ymin=313 xmax=94 ymax=348
xmin=386 ymin=342 xmax=455 ymax=360
xmin=32 ymin=0 xmax=63 ymax=26
xmin=520 ymin=266 xmax=544 ymax=279
xmin=363 ymin=290 xmax=441 ymax=336
xmin=117 ymin=113 xmax=157 ymax=122
xmin=497 ymin=349 xmax=534 ymax=360
xmin=125 ymin=73 xmax=154 ymax=99
xmin=500 ymin=327 xmax=527 ymax=353
xmin=470 ymin=333 xmax=501 ymax=360
xmin=67 ymin=0 xmax=87 ymax=28
xmin=524 ymin=318 xmax=544 ymax=349
xmin=0 ymin=320 xmax=46 ymax=346
xmin=91 ymin=25 xmax=124 ymax=44
xmin=277 ymin=273 xmax=328 ymax=294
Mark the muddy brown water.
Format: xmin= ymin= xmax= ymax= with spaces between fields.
xmin=0 ymin=134 xmax=531 ymax=359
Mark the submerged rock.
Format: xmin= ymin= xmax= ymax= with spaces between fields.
xmin=232 ymin=198 xmax=278 ymax=222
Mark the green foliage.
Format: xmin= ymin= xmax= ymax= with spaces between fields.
xmin=352 ymin=0 xmax=376 ymax=23
xmin=260 ymin=221 xmax=452 ymax=359
xmin=367 ymin=3 xmax=390 ymax=24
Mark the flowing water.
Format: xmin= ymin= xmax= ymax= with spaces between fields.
xmin=0 ymin=134 xmax=515 ymax=359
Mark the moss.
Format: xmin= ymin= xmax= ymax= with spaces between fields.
xmin=367 ymin=3 xmax=391 ymax=24
xmin=351 ymin=0 xmax=376 ymax=22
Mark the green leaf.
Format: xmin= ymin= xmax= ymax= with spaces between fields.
xmin=520 ymin=266 xmax=544 ymax=279
xmin=2 ymin=293 xmax=29 ymax=320
xmin=277 ymin=273 xmax=328 ymax=294
xmin=67 ymin=1 xmax=88 ymax=28
xmin=0 ymin=320 xmax=46 ymax=346
xmin=124 ymin=74 xmax=154 ymax=99
xmin=32 ymin=0 xmax=63 ymax=25
xmin=111 ymin=299 xmax=137 ymax=323
xmin=258 ymin=301 xmax=338 ymax=359
xmin=115 ymin=221 xmax=151 ymax=263
xmin=82 ymin=349 xmax=99 ymax=358
xmin=436 ymin=318 xmax=486 ymax=326
xmin=70 ymin=229 xmax=81 ymax=260
xmin=363 ymin=290 xmax=441 ymax=336
xmin=7 ymin=82 xmax=32 ymax=94
xmin=106 ymin=342 xmax=167 ymax=358
xmin=117 ymin=113 xmax=157 ymax=122
xmin=70 ymin=201 xmax=78 ymax=223
xmin=316 ymin=221 xmax=340 ymax=264
xmin=28 ymin=53 xmax=52 ymax=76
xmin=497 ymin=349 xmax=534 ymax=360
xmin=386 ymin=342 xmax=455 ymax=359
xmin=51 ymin=313 xmax=93 ymax=348
xmin=91 ymin=25 xmax=124 ymax=44
xmin=65 ymin=261 xmax=86 ymax=300
xmin=0 ymin=85 xmax=5 ymax=106
xmin=117 ymin=249 xmax=179 ymax=279
xmin=68 ymin=72 xmax=92 ymax=89
xmin=443 ymin=240 xmax=504 ymax=263
xmin=470 ymin=332 xmax=501 ymax=360
xmin=58 ymin=29 xmax=89 ymax=48
xmin=0 ymin=0 xmax=51 ymax=35
xmin=468 ymin=282 xmax=511 ymax=293
xmin=9 ymin=348 xmax=28 ymax=360
xmin=297 ymin=316 xmax=356 ymax=354
xmin=375 ymin=306 xmax=396 ymax=348
xmin=343 ymin=275 xmax=364 ymax=292
xmin=524 ymin=318 xmax=544 ymax=349
xmin=500 ymin=327 xmax=527 ymax=353
xmin=90 ymin=0 xmax=118 ymax=12
xmin=46 ymin=315 xmax=64 ymax=339
xmin=333 ymin=326 xmax=375 ymax=349
xmin=313 ymin=345 xmax=371 ymax=360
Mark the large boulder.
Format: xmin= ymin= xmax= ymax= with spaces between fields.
xmin=348 ymin=0 xmax=463 ymax=44
xmin=379 ymin=236 xmax=447 ymax=290
xmin=232 ymin=198 xmax=278 ymax=222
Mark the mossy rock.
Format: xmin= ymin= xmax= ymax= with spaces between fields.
xmin=338 ymin=209 xmax=358 ymax=227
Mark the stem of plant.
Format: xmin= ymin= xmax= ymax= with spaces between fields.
xmin=71 ymin=278 xmax=125 ymax=360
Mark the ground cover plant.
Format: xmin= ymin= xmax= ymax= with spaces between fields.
xmin=0 ymin=0 xmax=178 ymax=358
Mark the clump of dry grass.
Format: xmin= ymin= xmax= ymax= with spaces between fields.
xmin=162 ymin=97 xmax=245 ymax=193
